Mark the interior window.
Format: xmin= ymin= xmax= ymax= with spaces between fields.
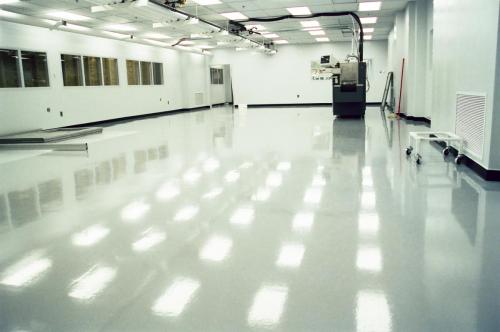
xmin=140 ymin=61 xmax=152 ymax=85
xmin=126 ymin=60 xmax=140 ymax=85
xmin=21 ymin=51 xmax=49 ymax=87
xmin=152 ymin=62 xmax=163 ymax=85
xmin=0 ymin=49 xmax=21 ymax=88
xmin=83 ymin=56 xmax=102 ymax=86
xmin=102 ymin=57 xmax=119 ymax=85
xmin=61 ymin=54 xmax=83 ymax=86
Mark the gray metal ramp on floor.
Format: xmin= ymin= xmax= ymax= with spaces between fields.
xmin=0 ymin=127 xmax=103 ymax=144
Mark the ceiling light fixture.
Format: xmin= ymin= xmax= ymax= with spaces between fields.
xmin=316 ymin=37 xmax=330 ymax=42
xmin=274 ymin=40 xmax=288 ymax=45
xmin=221 ymin=12 xmax=248 ymax=21
xmin=359 ymin=1 xmax=382 ymax=12
xmin=104 ymin=24 xmax=137 ymax=32
xmin=47 ymin=11 xmax=90 ymax=21
xmin=309 ymin=30 xmax=325 ymax=36
xmin=287 ymin=7 xmax=311 ymax=15
xmin=360 ymin=17 xmax=378 ymax=24
xmin=300 ymin=20 xmax=320 ymax=28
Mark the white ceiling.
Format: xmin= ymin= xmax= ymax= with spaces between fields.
xmin=0 ymin=0 xmax=410 ymax=52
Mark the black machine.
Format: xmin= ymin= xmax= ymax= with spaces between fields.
xmin=332 ymin=62 xmax=367 ymax=118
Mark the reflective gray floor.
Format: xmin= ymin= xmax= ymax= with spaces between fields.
xmin=0 ymin=106 xmax=499 ymax=332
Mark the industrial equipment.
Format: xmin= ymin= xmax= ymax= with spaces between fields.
xmin=331 ymin=61 xmax=367 ymax=118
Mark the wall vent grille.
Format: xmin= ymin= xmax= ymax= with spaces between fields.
xmin=455 ymin=92 xmax=486 ymax=158
xmin=195 ymin=92 xmax=204 ymax=106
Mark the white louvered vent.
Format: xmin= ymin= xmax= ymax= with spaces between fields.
xmin=195 ymin=92 xmax=204 ymax=105
xmin=455 ymin=92 xmax=486 ymax=158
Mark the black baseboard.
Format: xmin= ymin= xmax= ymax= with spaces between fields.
xmin=235 ymin=102 xmax=381 ymax=108
xmin=67 ymin=105 xmax=211 ymax=128
xmin=398 ymin=113 xmax=431 ymax=125
xmin=431 ymin=140 xmax=500 ymax=181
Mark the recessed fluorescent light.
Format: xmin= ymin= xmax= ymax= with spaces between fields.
xmin=61 ymin=23 xmax=91 ymax=32
xmin=152 ymin=22 xmax=168 ymax=28
xmin=316 ymin=37 xmax=330 ymax=42
xmin=359 ymin=1 xmax=382 ymax=11
xmin=360 ymin=17 xmax=378 ymax=24
xmin=143 ymin=39 xmax=169 ymax=47
xmin=193 ymin=0 xmax=221 ymax=4
xmin=48 ymin=11 xmax=90 ymax=21
xmin=364 ymin=35 xmax=373 ymax=40
xmin=263 ymin=33 xmax=280 ymax=39
xmin=363 ymin=27 xmax=375 ymax=33
xmin=274 ymin=40 xmax=288 ymax=45
xmin=102 ymin=30 xmax=129 ymax=39
xmin=91 ymin=5 xmax=113 ymax=13
xmin=287 ymin=7 xmax=311 ymax=15
xmin=300 ymin=20 xmax=320 ymax=28
xmin=221 ymin=12 xmax=248 ymax=20
xmin=0 ymin=9 xmax=21 ymax=18
xmin=104 ymin=24 xmax=137 ymax=32
xmin=309 ymin=30 xmax=325 ymax=36
xmin=0 ymin=0 xmax=19 ymax=4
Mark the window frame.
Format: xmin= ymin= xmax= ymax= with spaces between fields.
xmin=19 ymin=49 xmax=51 ymax=88
xmin=152 ymin=62 xmax=164 ymax=85
xmin=83 ymin=55 xmax=103 ymax=87
xmin=101 ymin=57 xmax=120 ymax=86
xmin=60 ymin=52 xmax=85 ymax=87
xmin=140 ymin=61 xmax=153 ymax=85
xmin=126 ymin=59 xmax=141 ymax=86
xmin=0 ymin=48 xmax=22 ymax=89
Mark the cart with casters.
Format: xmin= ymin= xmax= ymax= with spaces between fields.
xmin=405 ymin=132 xmax=465 ymax=165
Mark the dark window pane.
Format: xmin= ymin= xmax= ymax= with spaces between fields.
xmin=0 ymin=49 xmax=21 ymax=88
xmin=140 ymin=61 xmax=152 ymax=85
xmin=21 ymin=51 xmax=49 ymax=87
xmin=103 ymin=57 xmax=119 ymax=85
xmin=218 ymin=68 xmax=224 ymax=84
xmin=126 ymin=60 xmax=140 ymax=85
xmin=83 ymin=56 xmax=102 ymax=86
xmin=61 ymin=54 xmax=83 ymax=86
xmin=153 ymin=62 xmax=163 ymax=85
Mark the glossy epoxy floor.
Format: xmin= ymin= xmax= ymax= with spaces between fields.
xmin=0 ymin=106 xmax=499 ymax=332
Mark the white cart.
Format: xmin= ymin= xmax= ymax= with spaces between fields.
xmin=406 ymin=132 xmax=465 ymax=165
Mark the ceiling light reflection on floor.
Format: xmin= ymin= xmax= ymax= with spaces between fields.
xmin=276 ymin=243 xmax=305 ymax=268
xmin=312 ymin=174 xmax=326 ymax=186
xmin=202 ymin=187 xmax=223 ymax=199
xmin=276 ymin=161 xmax=291 ymax=171
xmin=239 ymin=161 xmax=253 ymax=169
xmin=361 ymin=191 xmax=376 ymax=211
xmin=292 ymin=211 xmax=315 ymax=232
xmin=183 ymin=169 xmax=201 ymax=183
xmin=156 ymin=183 xmax=180 ymax=201
xmin=358 ymin=213 xmax=379 ymax=237
xmin=68 ymin=266 xmax=116 ymax=301
xmin=248 ymin=285 xmax=288 ymax=328
xmin=203 ymin=158 xmax=220 ymax=172
xmin=72 ymin=224 xmax=110 ymax=247
xmin=356 ymin=290 xmax=392 ymax=332
xmin=0 ymin=252 xmax=52 ymax=288
xmin=133 ymin=230 xmax=166 ymax=252
xmin=251 ymin=187 xmax=271 ymax=201
xmin=152 ymin=277 xmax=200 ymax=317
xmin=121 ymin=200 xmax=150 ymax=222
xmin=230 ymin=206 xmax=255 ymax=225
xmin=266 ymin=172 xmax=283 ymax=187
xmin=304 ymin=187 xmax=322 ymax=204
xmin=225 ymin=170 xmax=240 ymax=183
xmin=174 ymin=205 xmax=199 ymax=222
xmin=356 ymin=246 xmax=382 ymax=273
xmin=199 ymin=235 xmax=233 ymax=262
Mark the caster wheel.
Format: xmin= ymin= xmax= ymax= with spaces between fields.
xmin=455 ymin=155 xmax=465 ymax=165
xmin=415 ymin=154 xmax=422 ymax=165
xmin=405 ymin=147 xmax=413 ymax=156
xmin=442 ymin=147 xmax=451 ymax=156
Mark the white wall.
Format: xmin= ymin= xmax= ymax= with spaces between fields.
xmin=432 ymin=0 xmax=500 ymax=169
xmin=0 ymin=21 xmax=211 ymax=136
xmin=388 ymin=1 xmax=433 ymax=118
xmin=211 ymin=41 xmax=388 ymax=105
